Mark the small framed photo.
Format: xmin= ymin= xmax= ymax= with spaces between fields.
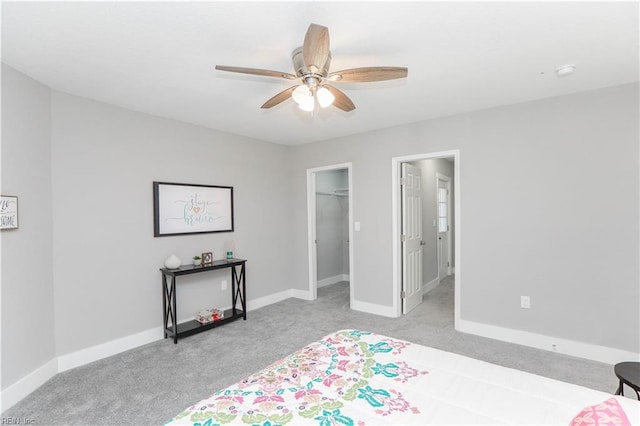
xmin=201 ymin=252 xmax=213 ymax=266
xmin=0 ymin=195 xmax=18 ymax=230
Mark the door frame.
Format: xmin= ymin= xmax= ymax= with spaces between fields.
xmin=307 ymin=162 xmax=354 ymax=305
xmin=436 ymin=172 xmax=452 ymax=280
xmin=391 ymin=150 xmax=461 ymax=328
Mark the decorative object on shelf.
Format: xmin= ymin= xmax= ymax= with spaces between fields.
xmin=0 ymin=195 xmax=19 ymax=230
xmin=224 ymin=240 xmax=235 ymax=262
xmin=195 ymin=308 xmax=224 ymax=324
xmin=164 ymin=254 xmax=182 ymax=269
xmin=201 ymin=252 xmax=213 ymax=266
xmin=153 ymin=181 xmax=234 ymax=237
xmin=193 ymin=255 xmax=202 ymax=266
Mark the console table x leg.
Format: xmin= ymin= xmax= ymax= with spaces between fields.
xmin=162 ymin=275 xmax=178 ymax=344
xmin=232 ymin=264 xmax=246 ymax=320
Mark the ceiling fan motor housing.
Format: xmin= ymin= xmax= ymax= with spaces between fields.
xmin=292 ymin=46 xmax=331 ymax=80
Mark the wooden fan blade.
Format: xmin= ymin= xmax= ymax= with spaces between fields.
xmin=303 ymin=24 xmax=330 ymax=74
xmin=327 ymin=67 xmax=408 ymax=82
xmin=324 ymin=85 xmax=355 ymax=112
xmin=261 ymin=86 xmax=297 ymax=109
xmin=215 ymin=65 xmax=297 ymax=80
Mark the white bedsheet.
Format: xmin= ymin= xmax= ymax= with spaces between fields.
xmin=167 ymin=330 xmax=640 ymax=425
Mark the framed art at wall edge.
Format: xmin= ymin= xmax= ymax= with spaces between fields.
xmin=0 ymin=195 xmax=19 ymax=230
xmin=153 ymin=182 xmax=234 ymax=237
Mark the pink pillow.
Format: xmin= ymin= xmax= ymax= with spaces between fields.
xmin=570 ymin=397 xmax=631 ymax=426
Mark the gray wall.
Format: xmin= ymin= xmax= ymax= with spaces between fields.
xmin=315 ymin=169 xmax=349 ymax=281
xmin=1 ymin=65 xmax=56 ymax=389
xmin=2 ymin=61 xmax=638 ymax=394
xmin=411 ymin=158 xmax=455 ymax=285
xmin=289 ymin=83 xmax=639 ymax=353
xmin=50 ymin=92 xmax=293 ymax=356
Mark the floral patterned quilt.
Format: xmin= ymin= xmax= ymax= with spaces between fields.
xmin=167 ymin=330 xmax=640 ymax=425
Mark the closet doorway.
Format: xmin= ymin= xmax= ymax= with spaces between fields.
xmin=306 ymin=163 xmax=354 ymax=305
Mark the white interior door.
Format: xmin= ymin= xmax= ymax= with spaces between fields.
xmin=402 ymin=163 xmax=423 ymax=314
xmin=437 ymin=176 xmax=451 ymax=281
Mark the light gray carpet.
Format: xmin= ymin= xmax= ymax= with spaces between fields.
xmin=3 ymin=277 xmax=627 ymax=424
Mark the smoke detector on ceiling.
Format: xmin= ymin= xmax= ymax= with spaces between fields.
xmin=555 ymin=64 xmax=576 ymax=77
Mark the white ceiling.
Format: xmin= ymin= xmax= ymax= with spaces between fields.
xmin=2 ymin=1 xmax=638 ymax=145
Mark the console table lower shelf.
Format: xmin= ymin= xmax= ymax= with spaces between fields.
xmin=166 ymin=308 xmax=245 ymax=340
xmin=160 ymin=259 xmax=247 ymax=344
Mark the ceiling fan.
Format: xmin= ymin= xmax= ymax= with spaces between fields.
xmin=215 ymin=24 xmax=408 ymax=112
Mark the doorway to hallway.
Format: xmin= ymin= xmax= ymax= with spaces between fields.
xmin=392 ymin=151 xmax=460 ymax=326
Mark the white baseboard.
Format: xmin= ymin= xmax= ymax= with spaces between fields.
xmin=1 ymin=358 xmax=57 ymax=412
xmin=246 ymin=289 xmax=294 ymax=311
xmin=57 ymin=327 xmax=163 ymax=373
xmin=457 ymin=318 xmax=640 ymax=365
xmin=351 ymin=299 xmax=398 ymax=318
xmin=342 ymin=274 xmax=350 ymax=282
xmin=422 ymin=277 xmax=440 ymax=295
xmin=317 ymin=275 xmax=346 ymax=288
xmin=290 ymin=288 xmax=314 ymax=300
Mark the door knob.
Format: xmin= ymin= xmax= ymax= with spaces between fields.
xmin=438 ymin=237 xmax=442 ymax=240
xmin=420 ymin=240 xmax=426 ymax=245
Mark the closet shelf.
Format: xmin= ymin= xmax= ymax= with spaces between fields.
xmin=316 ymin=188 xmax=349 ymax=197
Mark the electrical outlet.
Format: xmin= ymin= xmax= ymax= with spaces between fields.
xmin=520 ymin=296 xmax=531 ymax=309
xmin=221 ymin=280 xmax=227 ymax=290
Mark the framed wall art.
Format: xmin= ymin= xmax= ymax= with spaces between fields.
xmin=0 ymin=195 xmax=18 ymax=230
xmin=153 ymin=182 xmax=234 ymax=237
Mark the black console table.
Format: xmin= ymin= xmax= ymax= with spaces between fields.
xmin=160 ymin=258 xmax=246 ymax=343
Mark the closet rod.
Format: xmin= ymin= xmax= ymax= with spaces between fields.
xmin=316 ymin=191 xmax=348 ymax=197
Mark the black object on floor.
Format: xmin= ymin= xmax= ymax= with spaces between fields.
xmin=614 ymin=362 xmax=640 ymax=399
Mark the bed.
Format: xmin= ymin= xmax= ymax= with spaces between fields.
xmin=167 ymin=330 xmax=640 ymax=425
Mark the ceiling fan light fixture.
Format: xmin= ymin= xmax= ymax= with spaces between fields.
xmin=292 ymin=84 xmax=312 ymax=104
xmin=298 ymin=97 xmax=315 ymax=112
xmin=293 ymin=83 xmax=316 ymax=111
xmin=316 ymin=86 xmax=335 ymax=108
